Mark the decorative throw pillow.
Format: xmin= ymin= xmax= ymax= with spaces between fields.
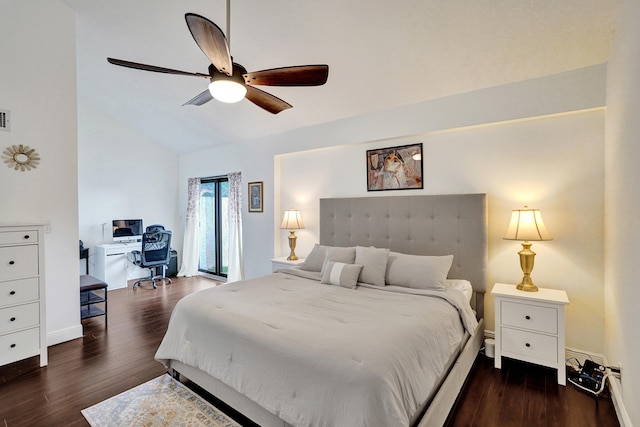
xmin=355 ymin=246 xmax=390 ymax=286
xmin=385 ymin=252 xmax=454 ymax=290
xmin=320 ymin=246 xmax=356 ymax=275
xmin=299 ymin=244 xmax=329 ymax=272
xmin=321 ymin=262 xmax=363 ymax=289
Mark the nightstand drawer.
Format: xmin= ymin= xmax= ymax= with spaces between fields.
xmin=0 ymin=327 xmax=40 ymax=366
xmin=501 ymin=301 xmax=558 ymax=334
xmin=0 ymin=278 xmax=40 ymax=308
xmin=0 ymin=302 xmax=40 ymax=334
xmin=502 ymin=327 xmax=558 ymax=363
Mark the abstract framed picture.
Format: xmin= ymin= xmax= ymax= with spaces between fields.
xmin=366 ymin=143 xmax=423 ymax=191
xmin=248 ymin=181 xmax=264 ymax=212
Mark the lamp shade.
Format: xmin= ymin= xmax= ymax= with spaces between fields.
xmin=503 ymin=206 xmax=552 ymax=241
xmin=280 ymin=209 xmax=305 ymax=230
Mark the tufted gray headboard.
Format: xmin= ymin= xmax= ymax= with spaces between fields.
xmin=319 ymin=194 xmax=488 ymax=317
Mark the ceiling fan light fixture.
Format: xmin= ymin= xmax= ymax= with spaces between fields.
xmin=208 ymin=80 xmax=247 ymax=103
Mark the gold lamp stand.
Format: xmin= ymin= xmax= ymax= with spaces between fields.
xmin=287 ymin=230 xmax=299 ymax=261
xmin=516 ymin=241 xmax=538 ymax=292
xmin=503 ymin=206 xmax=553 ymax=293
xmin=280 ymin=209 xmax=304 ymax=261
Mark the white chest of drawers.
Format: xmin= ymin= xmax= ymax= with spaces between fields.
xmin=491 ymin=282 xmax=569 ymax=385
xmin=0 ymin=224 xmax=47 ymax=367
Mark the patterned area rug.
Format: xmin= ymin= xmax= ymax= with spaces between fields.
xmin=81 ymin=374 xmax=241 ymax=427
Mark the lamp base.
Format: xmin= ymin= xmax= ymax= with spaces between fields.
xmin=287 ymin=230 xmax=299 ymax=261
xmin=516 ymin=242 xmax=539 ymax=292
xmin=516 ymin=277 xmax=539 ymax=292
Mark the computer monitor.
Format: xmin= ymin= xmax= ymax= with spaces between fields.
xmin=112 ymin=219 xmax=143 ymax=242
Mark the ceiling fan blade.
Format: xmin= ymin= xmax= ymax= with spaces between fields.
xmin=185 ymin=13 xmax=233 ymax=76
xmin=182 ymin=89 xmax=214 ymax=106
xmin=107 ymin=58 xmax=210 ymax=78
xmin=245 ymin=86 xmax=292 ymax=114
xmin=243 ymin=65 xmax=329 ymax=87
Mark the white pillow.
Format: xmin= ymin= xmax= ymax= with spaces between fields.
xmin=355 ymin=246 xmax=390 ymax=287
xmin=299 ymin=244 xmax=329 ymax=272
xmin=444 ymin=279 xmax=473 ymax=302
xmin=385 ymin=252 xmax=453 ymax=290
xmin=321 ymin=262 xmax=363 ymax=289
xmin=320 ymin=246 xmax=356 ymax=275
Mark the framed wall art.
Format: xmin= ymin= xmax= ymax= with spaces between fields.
xmin=366 ymin=143 xmax=423 ymax=191
xmin=248 ymin=181 xmax=264 ymax=212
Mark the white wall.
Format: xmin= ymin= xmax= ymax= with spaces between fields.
xmin=77 ymin=102 xmax=179 ymax=262
xmin=278 ymin=110 xmax=605 ymax=354
xmin=605 ymin=0 xmax=640 ymax=424
xmin=75 ymin=14 xmax=180 ymax=270
xmin=0 ymin=0 xmax=81 ymax=345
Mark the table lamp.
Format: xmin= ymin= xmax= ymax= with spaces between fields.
xmin=280 ymin=209 xmax=304 ymax=260
xmin=503 ymin=206 xmax=552 ymax=292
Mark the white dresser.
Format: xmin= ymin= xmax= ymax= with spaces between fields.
xmin=0 ymin=223 xmax=47 ymax=367
xmin=492 ymin=282 xmax=569 ymax=385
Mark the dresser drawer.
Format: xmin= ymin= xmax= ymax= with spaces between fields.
xmin=0 ymin=302 xmax=40 ymax=334
xmin=0 ymin=230 xmax=39 ymax=246
xmin=502 ymin=327 xmax=558 ymax=363
xmin=0 ymin=278 xmax=39 ymax=308
xmin=0 ymin=245 xmax=39 ymax=281
xmin=0 ymin=327 xmax=40 ymax=366
xmin=501 ymin=301 xmax=558 ymax=334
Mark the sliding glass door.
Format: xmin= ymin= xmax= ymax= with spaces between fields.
xmin=199 ymin=177 xmax=229 ymax=277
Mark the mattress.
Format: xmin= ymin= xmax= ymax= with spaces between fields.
xmin=155 ymin=269 xmax=478 ymax=427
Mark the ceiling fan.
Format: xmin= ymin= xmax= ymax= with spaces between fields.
xmin=107 ymin=10 xmax=329 ymax=114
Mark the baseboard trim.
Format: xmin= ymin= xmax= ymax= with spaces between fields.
xmin=47 ymin=324 xmax=83 ymax=346
xmin=564 ymin=346 xmax=605 ymax=366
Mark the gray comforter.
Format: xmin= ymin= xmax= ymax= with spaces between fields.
xmin=155 ymin=269 xmax=478 ymax=427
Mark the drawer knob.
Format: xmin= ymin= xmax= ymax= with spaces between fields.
xmin=525 ymin=315 xmax=531 ymax=320
xmin=10 ymin=317 xmax=16 ymax=322
xmin=525 ymin=343 xmax=531 ymax=348
xmin=10 ymin=343 xmax=16 ymax=348
xmin=9 ymin=260 xmax=15 ymax=265
xmin=9 ymin=290 xmax=16 ymax=296
xmin=23 ymin=235 xmax=30 ymax=240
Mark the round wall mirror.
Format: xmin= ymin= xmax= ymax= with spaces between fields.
xmin=2 ymin=144 xmax=40 ymax=171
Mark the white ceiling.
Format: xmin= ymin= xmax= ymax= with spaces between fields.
xmin=64 ymin=0 xmax=618 ymax=154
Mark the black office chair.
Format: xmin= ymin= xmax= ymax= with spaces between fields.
xmin=130 ymin=229 xmax=173 ymax=289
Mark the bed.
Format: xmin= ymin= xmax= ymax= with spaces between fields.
xmin=156 ymin=193 xmax=488 ymax=427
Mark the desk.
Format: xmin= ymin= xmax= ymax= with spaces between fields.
xmin=93 ymin=242 xmax=148 ymax=290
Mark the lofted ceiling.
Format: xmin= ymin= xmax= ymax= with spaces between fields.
xmin=63 ymin=0 xmax=618 ymax=154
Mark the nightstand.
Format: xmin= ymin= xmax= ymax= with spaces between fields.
xmin=491 ymin=282 xmax=570 ymax=385
xmin=270 ymin=257 xmax=305 ymax=272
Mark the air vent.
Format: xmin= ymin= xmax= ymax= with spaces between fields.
xmin=0 ymin=110 xmax=9 ymax=131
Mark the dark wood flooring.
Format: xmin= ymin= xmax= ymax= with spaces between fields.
xmin=445 ymin=355 xmax=619 ymax=427
xmin=0 ymin=276 xmax=620 ymax=427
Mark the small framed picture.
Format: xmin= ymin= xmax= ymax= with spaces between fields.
xmin=248 ymin=181 xmax=264 ymax=212
xmin=366 ymin=143 xmax=423 ymax=191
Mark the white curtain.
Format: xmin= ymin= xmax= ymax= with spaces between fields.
xmin=226 ymin=172 xmax=245 ymax=282
xmin=177 ymin=177 xmax=201 ymax=277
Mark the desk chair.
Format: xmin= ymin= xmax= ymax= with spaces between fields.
xmin=130 ymin=229 xmax=172 ymax=289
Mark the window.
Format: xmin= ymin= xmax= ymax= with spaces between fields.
xmin=198 ymin=176 xmax=229 ymax=277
